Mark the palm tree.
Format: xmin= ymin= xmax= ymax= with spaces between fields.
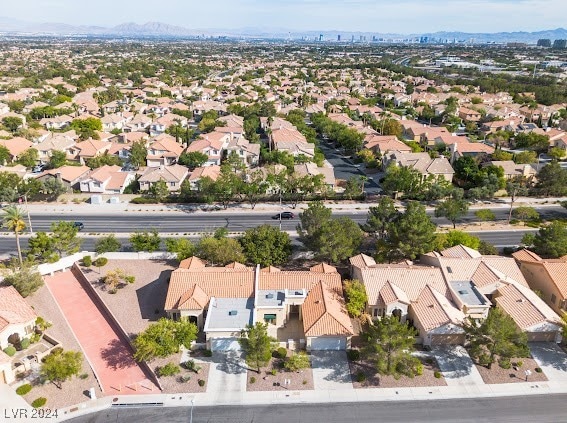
xmin=2 ymin=206 xmax=26 ymax=265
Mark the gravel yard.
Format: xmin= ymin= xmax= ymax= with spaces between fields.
xmin=349 ymin=356 xmax=447 ymax=389
xmin=151 ymin=353 xmax=209 ymax=394
xmin=80 ymin=259 xmax=176 ymax=336
xmin=20 ymin=284 xmax=103 ymax=409
xmin=474 ymin=358 xmax=548 ymax=384
xmin=246 ymin=354 xmax=314 ymax=392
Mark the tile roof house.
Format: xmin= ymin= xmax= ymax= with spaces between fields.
xmin=186 ymin=132 xmax=231 ymax=166
xmin=0 ymin=137 xmax=34 ymax=164
xmin=0 ymin=286 xmax=37 ymax=384
xmin=351 ymin=245 xmax=562 ymax=346
xmin=68 ymin=139 xmax=111 ymax=165
xmin=383 ymin=151 xmax=455 ymax=182
xmin=484 ymin=160 xmax=537 ymax=180
xmin=165 ymin=259 xmax=353 ymax=351
xmin=138 ymin=164 xmax=189 ymax=193
xmin=187 ymin=165 xmax=221 ymax=190
xmin=512 ymin=249 xmax=567 ymax=316
xmin=36 ymin=165 xmax=91 ymax=190
xmin=146 ymin=135 xmax=185 ymax=167
xmin=79 ymin=165 xmax=135 ymax=194
xmin=364 ymin=135 xmax=412 ymax=155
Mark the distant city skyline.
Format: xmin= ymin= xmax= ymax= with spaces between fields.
xmin=2 ymin=0 xmax=565 ymax=34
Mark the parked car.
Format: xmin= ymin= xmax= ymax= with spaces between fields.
xmin=272 ymin=212 xmax=295 ymax=220
xmin=72 ymin=222 xmax=84 ymax=231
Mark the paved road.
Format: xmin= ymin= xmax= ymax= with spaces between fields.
xmin=68 ymin=394 xmax=567 ymax=422
xmin=20 ymin=205 xmax=567 ymax=233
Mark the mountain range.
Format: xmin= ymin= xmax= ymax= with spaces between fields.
xmin=0 ymin=17 xmax=566 ymax=43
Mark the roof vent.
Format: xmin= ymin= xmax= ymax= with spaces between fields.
xmin=458 ymin=290 xmax=468 ymax=295
xmin=228 ymin=310 xmax=238 ymax=316
xmin=447 ymin=267 xmax=453 ymax=273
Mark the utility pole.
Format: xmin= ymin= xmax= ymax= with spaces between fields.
xmin=20 ymin=194 xmax=33 ymax=234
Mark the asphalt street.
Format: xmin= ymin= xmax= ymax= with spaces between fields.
xmin=68 ymin=394 xmax=567 ymax=423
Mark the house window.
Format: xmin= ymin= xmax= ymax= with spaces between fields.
xmin=373 ymin=308 xmax=380 ymax=317
xmin=264 ymin=314 xmax=277 ymax=324
xmin=551 ymin=294 xmax=557 ymax=304
xmin=170 ymin=182 xmax=175 ymax=187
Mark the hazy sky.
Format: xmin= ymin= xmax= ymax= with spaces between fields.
xmin=2 ymin=0 xmax=564 ymax=33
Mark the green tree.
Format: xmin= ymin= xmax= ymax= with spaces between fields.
xmin=506 ymin=179 xmax=530 ymax=223
xmin=42 ymin=178 xmax=67 ymax=200
xmin=3 ymin=267 xmax=43 ymax=297
xmin=284 ymin=352 xmax=310 ymax=372
xmin=129 ymin=141 xmax=147 ymax=169
xmin=478 ymin=240 xmax=499 ymax=255
xmin=16 ymin=148 xmax=39 ymax=168
xmin=240 ymin=225 xmax=292 ymax=267
xmin=27 ymin=232 xmax=59 ymax=262
xmin=165 ymin=238 xmax=195 ymax=262
xmin=377 ymin=201 xmax=437 ymax=262
xmin=241 ymin=171 xmax=268 ymax=209
xmin=362 ymin=315 xmax=420 ymax=377
xmin=149 ymin=179 xmax=170 ymax=202
xmin=130 ymin=229 xmax=161 ymax=252
xmin=315 ymin=217 xmax=363 ymax=263
xmin=463 ymin=307 xmax=529 ymax=369
xmin=239 ymin=322 xmax=276 ymax=373
xmin=0 ymin=145 xmax=11 ymax=164
xmin=524 ymin=221 xmax=567 ymax=258
xmin=475 ymin=209 xmax=496 ymax=222
xmin=50 ymin=221 xmax=81 ymax=257
xmin=85 ymin=152 xmax=122 ymax=169
xmin=536 ymin=161 xmax=567 ymax=196
xmin=48 ymin=150 xmax=67 ymax=169
xmin=511 ymin=206 xmax=539 ymax=222
xmin=2 ymin=116 xmax=23 ymax=133
xmin=381 ymin=164 xmax=423 ymax=198
xmin=40 ymin=349 xmax=83 ymax=389
xmin=297 ymin=201 xmax=332 ymax=250
xmin=178 ymin=151 xmax=208 ymax=169
xmin=2 ymin=205 xmax=26 ymax=265
xmin=344 ymin=279 xmax=368 ymax=318
xmin=434 ymin=190 xmax=469 ymax=229
xmin=436 ymin=230 xmax=481 ymax=250
xmin=70 ymin=117 xmax=102 ymax=140
xmin=133 ymin=318 xmax=197 ymax=362
xmin=513 ymin=151 xmax=537 ymax=165
xmin=95 ymin=235 xmax=121 ymax=254
xmin=197 ymin=236 xmax=245 ymax=265
xmin=362 ymin=197 xmax=398 ymax=238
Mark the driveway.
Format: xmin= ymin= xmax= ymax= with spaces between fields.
xmin=529 ymin=342 xmax=567 ymax=382
xmin=310 ymin=351 xmax=353 ymax=390
xmin=205 ymin=351 xmax=247 ymax=402
xmin=431 ymin=345 xmax=484 ymax=386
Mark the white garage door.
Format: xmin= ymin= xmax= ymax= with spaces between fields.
xmin=310 ymin=337 xmax=346 ymax=350
xmin=210 ymin=338 xmax=241 ymax=352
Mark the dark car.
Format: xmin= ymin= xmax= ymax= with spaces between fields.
xmin=272 ymin=212 xmax=295 ymax=220
xmin=73 ymin=222 xmax=84 ymax=231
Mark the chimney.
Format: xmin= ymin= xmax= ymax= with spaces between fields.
xmin=55 ymin=172 xmax=62 ymax=181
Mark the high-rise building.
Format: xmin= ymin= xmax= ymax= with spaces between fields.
xmin=337 ymin=34 xmax=341 ymax=42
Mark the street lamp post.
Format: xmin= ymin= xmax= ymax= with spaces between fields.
xmin=279 ymin=192 xmax=282 ymax=231
xmin=189 ymin=398 xmax=195 ymax=423
xmin=19 ymin=194 xmax=33 ymax=234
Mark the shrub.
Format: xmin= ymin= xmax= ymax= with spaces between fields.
xmin=415 ymin=362 xmax=424 ymax=376
xmin=182 ymin=360 xmax=201 ymax=374
xmin=434 ymin=371 xmax=442 ymax=379
xmin=347 ymin=349 xmax=360 ymax=361
xmin=249 ymin=376 xmax=256 ymax=384
xmin=94 ymin=257 xmax=108 ymax=267
xmin=198 ymin=379 xmax=205 ymax=387
xmin=203 ymin=349 xmax=212 ymax=357
xmin=535 ymin=367 xmax=543 ymax=373
xmin=79 ymin=373 xmax=89 ymax=380
xmin=16 ymin=384 xmax=32 ymax=395
xmin=20 ymin=338 xmax=30 ymax=350
xmin=355 ymin=371 xmax=366 ymax=382
xmin=3 ymin=346 xmax=16 ymax=357
xmin=130 ymin=197 xmax=158 ymax=204
xmin=277 ymin=347 xmax=287 ymax=359
xmin=31 ymin=397 xmax=47 ymax=408
xmin=156 ymin=362 xmax=180 ymax=377
xmin=82 ymin=256 xmax=92 ymax=267
xmin=302 ymin=379 xmax=307 ymax=385
xmin=179 ymin=375 xmax=191 ymax=383
xmin=270 ymin=369 xmax=277 ymax=376
xmin=125 ymin=275 xmax=135 ymax=284
xmin=30 ymin=333 xmax=41 ymax=344
xmin=498 ymin=358 xmax=511 ymax=369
